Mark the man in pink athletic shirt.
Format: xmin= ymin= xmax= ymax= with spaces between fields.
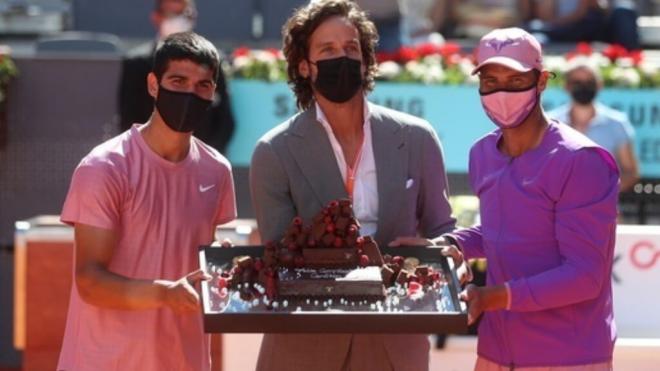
xmin=57 ymin=32 xmax=236 ymax=370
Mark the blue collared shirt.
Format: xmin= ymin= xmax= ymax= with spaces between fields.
xmin=548 ymin=102 xmax=635 ymax=156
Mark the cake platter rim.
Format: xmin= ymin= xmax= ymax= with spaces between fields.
xmin=198 ymin=245 xmax=468 ymax=334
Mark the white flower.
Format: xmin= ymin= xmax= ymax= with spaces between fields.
xmin=638 ymin=61 xmax=658 ymax=76
xmin=543 ymin=56 xmax=565 ymax=72
xmin=616 ymin=57 xmax=635 ymax=68
xmin=377 ymin=61 xmax=402 ymax=80
xmin=562 ymin=56 xmax=599 ymax=75
xmin=421 ymin=54 xmax=442 ymax=66
xmin=458 ymin=58 xmax=476 ymax=76
xmin=610 ymin=67 xmax=641 ymax=87
xmin=252 ymin=50 xmax=277 ymax=64
xmin=423 ymin=64 xmax=445 ymax=84
xmin=588 ymin=53 xmax=611 ymax=68
xmin=405 ymin=60 xmax=426 ymax=79
xmin=232 ymin=55 xmax=251 ymax=70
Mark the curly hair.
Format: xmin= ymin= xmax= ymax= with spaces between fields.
xmin=282 ymin=0 xmax=379 ymax=110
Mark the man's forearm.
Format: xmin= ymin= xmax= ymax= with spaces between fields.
xmin=619 ymin=171 xmax=639 ymax=192
xmin=76 ymin=264 xmax=168 ymax=310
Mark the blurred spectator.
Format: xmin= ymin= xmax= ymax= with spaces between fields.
xmin=446 ymin=0 xmax=526 ymax=38
xmin=355 ymin=0 xmax=402 ymax=51
xmin=397 ymin=0 xmax=448 ymax=45
xmin=548 ymin=58 xmax=640 ymax=191
xmin=524 ymin=0 xmax=640 ymax=50
xmin=119 ymin=0 xmax=235 ymax=154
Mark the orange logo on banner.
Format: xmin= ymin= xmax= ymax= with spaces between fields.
xmin=630 ymin=241 xmax=660 ymax=270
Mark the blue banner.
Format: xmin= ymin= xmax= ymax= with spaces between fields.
xmin=227 ymin=80 xmax=660 ymax=177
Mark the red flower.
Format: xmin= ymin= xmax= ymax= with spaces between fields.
xmin=575 ymin=42 xmax=593 ymax=56
xmin=439 ymin=42 xmax=461 ymax=58
xmin=628 ymin=50 xmax=643 ymax=66
xmin=396 ymin=46 xmax=419 ymax=63
xmin=376 ymin=51 xmax=398 ymax=63
xmin=265 ymin=48 xmax=282 ymax=58
xmin=416 ymin=42 xmax=440 ymax=57
xmin=445 ymin=53 xmax=462 ymax=66
xmin=232 ymin=46 xmax=250 ymax=58
xmin=602 ymin=44 xmax=628 ymax=62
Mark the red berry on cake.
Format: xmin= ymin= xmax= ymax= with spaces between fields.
xmin=408 ymin=281 xmax=422 ymax=296
xmin=359 ymin=254 xmax=370 ymax=267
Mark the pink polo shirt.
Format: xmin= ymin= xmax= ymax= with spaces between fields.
xmin=57 ymin=125 xmax=236 ymax=371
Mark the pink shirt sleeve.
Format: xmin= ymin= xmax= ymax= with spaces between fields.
xmin=214 ymin=166 xmax=237 ymax=226
xmin=60 ymin=161 xmax=123 ymax=230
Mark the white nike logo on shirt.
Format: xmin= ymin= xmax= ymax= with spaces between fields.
xmin=199 ymin=184 xmax=215 ymax=192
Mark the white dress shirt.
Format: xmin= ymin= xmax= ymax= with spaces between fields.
xmin=315 ymin=99 xmax=379 ymax=237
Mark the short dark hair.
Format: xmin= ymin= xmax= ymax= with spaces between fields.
xmin=152 ymin=31 xmax=219 ymax=81
xmin=282 ymin=0 xmax=379 ymax=110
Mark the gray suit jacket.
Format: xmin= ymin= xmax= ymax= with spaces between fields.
xmin=249 ymin=103 xmax=456 ymax=371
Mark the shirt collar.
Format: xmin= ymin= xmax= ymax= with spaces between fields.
xmin=315 ymin=96 xmax=371 ymax=131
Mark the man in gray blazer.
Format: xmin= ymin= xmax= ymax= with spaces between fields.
xmin=250 ymin=1 xmax=456 ymax=370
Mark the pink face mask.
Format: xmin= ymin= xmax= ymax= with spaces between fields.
xmin=480 ymin=86 xmax=538 ymax=128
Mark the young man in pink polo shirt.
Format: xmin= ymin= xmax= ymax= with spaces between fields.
xmin=57 ymin=32 xmax=236 ymax=371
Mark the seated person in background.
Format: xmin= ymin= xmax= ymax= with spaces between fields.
xmin=548 ymin=59 xmax=639 ymax=192
xmin=397 ymin=0 xmax=449 ymax=45
xmin=524 ymin=0 xmax=640 ymax=50
xmin=119 ymin=0 xmax=235 ymax=154
xmin=355 ymin=0 xmax=402 ymax=51
xmin=447 ymin=0 xmax=527 ymax=38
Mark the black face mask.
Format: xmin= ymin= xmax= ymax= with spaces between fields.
xmin=155 ymin=85 xmax=212 ymax=133
xmin=569 ymin=81 xmax=597 ymax=105
xmin=311 ymin=56 xmax=363 ymax=103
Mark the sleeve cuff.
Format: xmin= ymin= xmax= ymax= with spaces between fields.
xmin=440 ymin=233 xmax=463 ymax=252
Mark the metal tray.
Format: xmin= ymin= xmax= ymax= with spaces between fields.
xmin=199 ymin=245 xmax=467 ymax=333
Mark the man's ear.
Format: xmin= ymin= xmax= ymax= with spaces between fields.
xmin=147 ymin=72 xmax=159 ymax=99
xmin=298 ymin=59 xmax=310 ymax=79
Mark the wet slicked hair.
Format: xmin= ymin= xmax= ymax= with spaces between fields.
xmin=282 ymin=0 xmax=379 ymax=110
xmin=152 ymin=31 xmax=219 ymax=81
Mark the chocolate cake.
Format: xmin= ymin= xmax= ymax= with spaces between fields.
xmin=219 ymin=199 xmax=444 ymax=303
xmin=226 ymin=199 xmax=386 ymax=300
